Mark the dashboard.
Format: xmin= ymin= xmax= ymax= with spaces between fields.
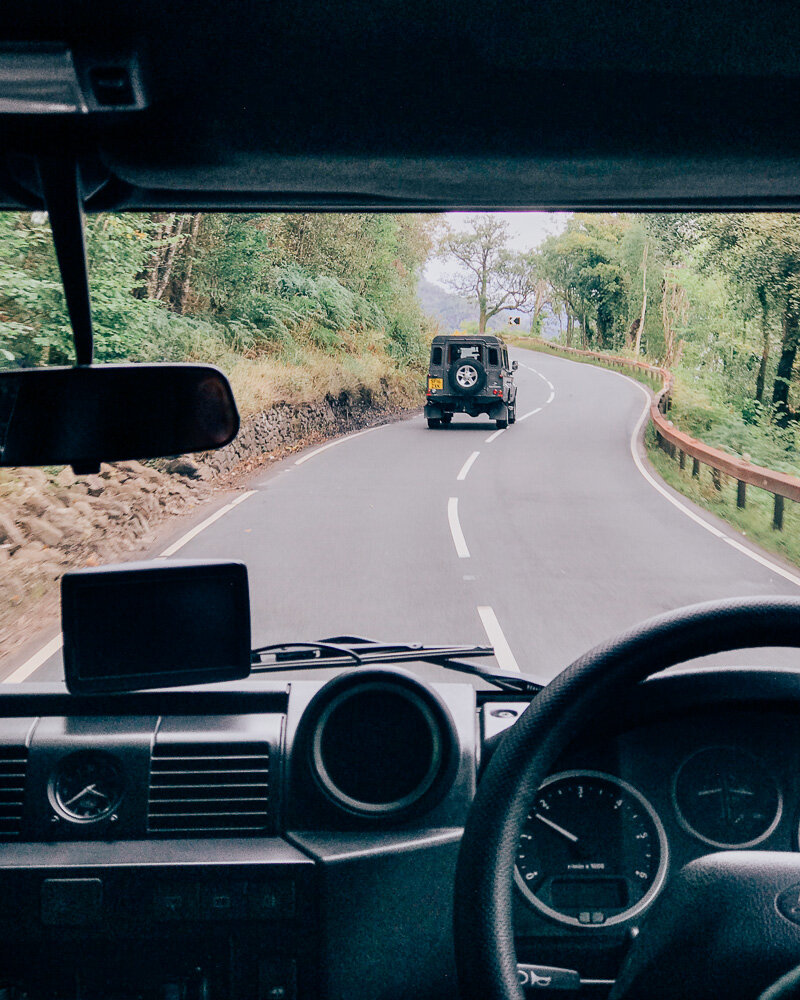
xmin=0 ymin=667 xmax=796 ymax=998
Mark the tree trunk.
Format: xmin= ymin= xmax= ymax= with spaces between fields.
xmin=772 ymin=299 xmax=800 ymax=425
xmin=147 ymin=213 xmax=175 ymax=299
xmin=155 ymin=215 xmax=187 ymax=301
xmin=634 ymin=242 xmax=648 ymax=356
xmin=478 ymin=270 xmax=488 ymax=333
xmin=755 ymin=286 xmax=769 ymax=403
xmin=178 ymin=213 xmax=203 ymax=314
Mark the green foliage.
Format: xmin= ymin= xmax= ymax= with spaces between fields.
xmin=536 ymin=214 xmax=635 ymax=350
xmin=531 ymin=211 xmax=800 ymax=489
xmin=0 ymin=211 xmax=436 ymax=392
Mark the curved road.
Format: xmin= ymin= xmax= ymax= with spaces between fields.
xmin=7 ymin=347 xmax=800 ymax=685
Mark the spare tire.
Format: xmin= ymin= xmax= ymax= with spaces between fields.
xmin=448 ymin=358 xmax=487 ymax=395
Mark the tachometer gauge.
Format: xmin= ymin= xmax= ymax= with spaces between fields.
xmin=514 ymin=770 xmax=668 ymax=928
xmin=49 ymin=751 xmax=124 ymax=824
xmin=673 ymin=747 xmax=781 ymax=849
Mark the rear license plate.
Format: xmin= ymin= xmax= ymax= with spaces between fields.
xmin=428 ymin=378 xmax=443 ymax=390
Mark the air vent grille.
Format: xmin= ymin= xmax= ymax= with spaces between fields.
xmin=148 ymin=741 xmax=270 ymax=835
xmin=0 ymin=746 xmax=27 ymax=839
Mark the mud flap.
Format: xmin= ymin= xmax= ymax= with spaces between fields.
xmin=424 ymin=403 xmax=443 ymax=419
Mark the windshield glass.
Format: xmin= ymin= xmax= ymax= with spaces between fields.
xmin=2 ymin=211 xmax=800 ymax=686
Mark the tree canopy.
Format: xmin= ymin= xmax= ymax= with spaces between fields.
xmin=438 ymin=217 xmax=539 ymax=333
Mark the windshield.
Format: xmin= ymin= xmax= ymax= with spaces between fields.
xmin=2 ymin=211 xmax=800 ymax=686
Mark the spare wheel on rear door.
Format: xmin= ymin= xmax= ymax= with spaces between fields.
xmin=449 ymin=358 xmax=487 ymax=395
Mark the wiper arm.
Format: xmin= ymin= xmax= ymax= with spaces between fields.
xmin=251 ymin=640 xmax=365 ymax=666
xmin=250 ymin=636 xmax=543 ymax=695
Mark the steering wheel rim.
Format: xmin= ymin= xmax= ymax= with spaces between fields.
xmin=454 ymin=596 xmax=800 ymax=1000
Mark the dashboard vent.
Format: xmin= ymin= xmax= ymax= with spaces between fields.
xmin=0 ymin=746 xmax=27 ymax=839
xmin=148 ymin=742 xmax=270 ymax=835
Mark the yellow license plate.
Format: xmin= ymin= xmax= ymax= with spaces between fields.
xmin=428 ymin=377 xmax=443 ymax=390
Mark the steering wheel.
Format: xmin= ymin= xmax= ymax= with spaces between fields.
xmin=454 ymin=597 xmax=800 ymax=1000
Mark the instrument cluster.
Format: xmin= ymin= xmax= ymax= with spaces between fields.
xmin=513 ymin=727 xmax=793 ymax=931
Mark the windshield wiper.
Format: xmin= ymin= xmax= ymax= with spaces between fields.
xmin=250 ymin=636 xmax=543 ymax=694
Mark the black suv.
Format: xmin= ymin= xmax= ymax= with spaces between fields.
xmin=424 ymin=334 xmax=518 ymax=429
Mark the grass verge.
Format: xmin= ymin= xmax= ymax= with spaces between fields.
xmin=179 ymin=322 xmax=425 ymax=418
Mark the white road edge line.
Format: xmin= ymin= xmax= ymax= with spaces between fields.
xmin=518 ymin=407 xmax=542 ymax=422
xmin=447 ymin=497 xmax=471 ymax=558
xmin=158 ymin=490 xmax=258 ymax=557
xmin=477 ymin=606 xmax=521 ymax=673
xmin=5 ymin=488 xmax=260 ymax=684
xmin=3 ymin=635 xmax=63 ymax=685
xmin=295 ymin=426 xmax=378 ymax=466
xmin=457 ymin=451 xmax=481 ymax=482
xmin=485 ymin=428 xmax=505 ymax=443
xmin=624 ymin=377 xmax=800 ymax=590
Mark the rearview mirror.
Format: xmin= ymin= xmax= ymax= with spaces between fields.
xmin=0 ymin=363 xmax=239 ymax=468
xmin=512 ymin=360 xmax=519 ymax=371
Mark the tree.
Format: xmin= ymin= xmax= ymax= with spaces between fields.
xmin=537 ymin=215 xmax=632 ymax=349
xmin=438 ymin=217 xmax=538 ymax=333
xmin=683 ymin=215 xmax=800 ymax=423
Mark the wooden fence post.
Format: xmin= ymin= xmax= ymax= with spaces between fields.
xmin=737 ymin=481 xmax=746 ymax=509
xmin=679 ymin=450 xmax=686 ymax=470
xmin=711 ymin=468 xmax=722 ymax=491
xmin=774 ymin=494 xmax=785 ymax=531
xmin=692 ymin=458 xmax=700 ymax=478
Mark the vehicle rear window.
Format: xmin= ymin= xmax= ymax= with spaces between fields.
xmin=448 ymin=344 xmax=482 ymax=363
xmin=488 ymin=348 xmax=499 ymax=366
xmin=431 ymin=346 xmax=442 ymax=365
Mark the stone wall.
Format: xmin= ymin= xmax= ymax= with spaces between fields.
xmin=200 ymin=387 xmax=416 ymax=475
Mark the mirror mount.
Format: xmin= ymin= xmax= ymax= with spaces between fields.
xmin=37 ymin=155 xmax=94 ymax=368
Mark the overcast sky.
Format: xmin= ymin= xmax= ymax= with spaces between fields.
xmin=425 ymin=211 xmax=569 ymax=288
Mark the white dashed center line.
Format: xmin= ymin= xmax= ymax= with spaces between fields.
xmin=485 ymin=361 xmax=555 ymax=442
xmin=457 ymin=451 xmax=481 ymax=481
xmin=477 ymin=606 xmax=521 ymax=673
xmin=447 ymin=497 xmax=471 ymax=558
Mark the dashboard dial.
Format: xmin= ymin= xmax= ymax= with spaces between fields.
xmin=673 ymin=746 xmax=781 ymax=848
xmin=49 ymin=751 xmax=124 ymax=824
xmin=514 ymin=770 xmax=668 ymax=928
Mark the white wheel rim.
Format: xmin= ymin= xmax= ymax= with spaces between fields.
xmin=456 ymin=365 xmax=478 ymax=388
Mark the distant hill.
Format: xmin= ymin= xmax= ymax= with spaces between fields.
xmin=417 ymin=278 xmax=520 ymax=333
xmin=417 ymin=278 xmax=473 ymax=332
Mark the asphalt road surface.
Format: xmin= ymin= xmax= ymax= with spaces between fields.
xmin=6 ymin=347 xmax=800 ymax=687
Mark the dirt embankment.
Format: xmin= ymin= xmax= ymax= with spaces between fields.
xmin=0 ymin=387 xmax=418 ymax=657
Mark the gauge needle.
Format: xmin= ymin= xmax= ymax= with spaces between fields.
xmin=535 ymin=813 xmax=579 ymax=843
xmin=63 ymin=783 xmax=108 ymax=807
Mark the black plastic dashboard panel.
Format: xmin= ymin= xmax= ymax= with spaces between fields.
xmin=0 ymin=668 xmax=795 ymax=997
xmin=0 ymin=839 xmax=316 ymax=999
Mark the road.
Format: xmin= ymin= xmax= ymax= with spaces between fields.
xmin=6 ymin=346 xmax=800 ymax=686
